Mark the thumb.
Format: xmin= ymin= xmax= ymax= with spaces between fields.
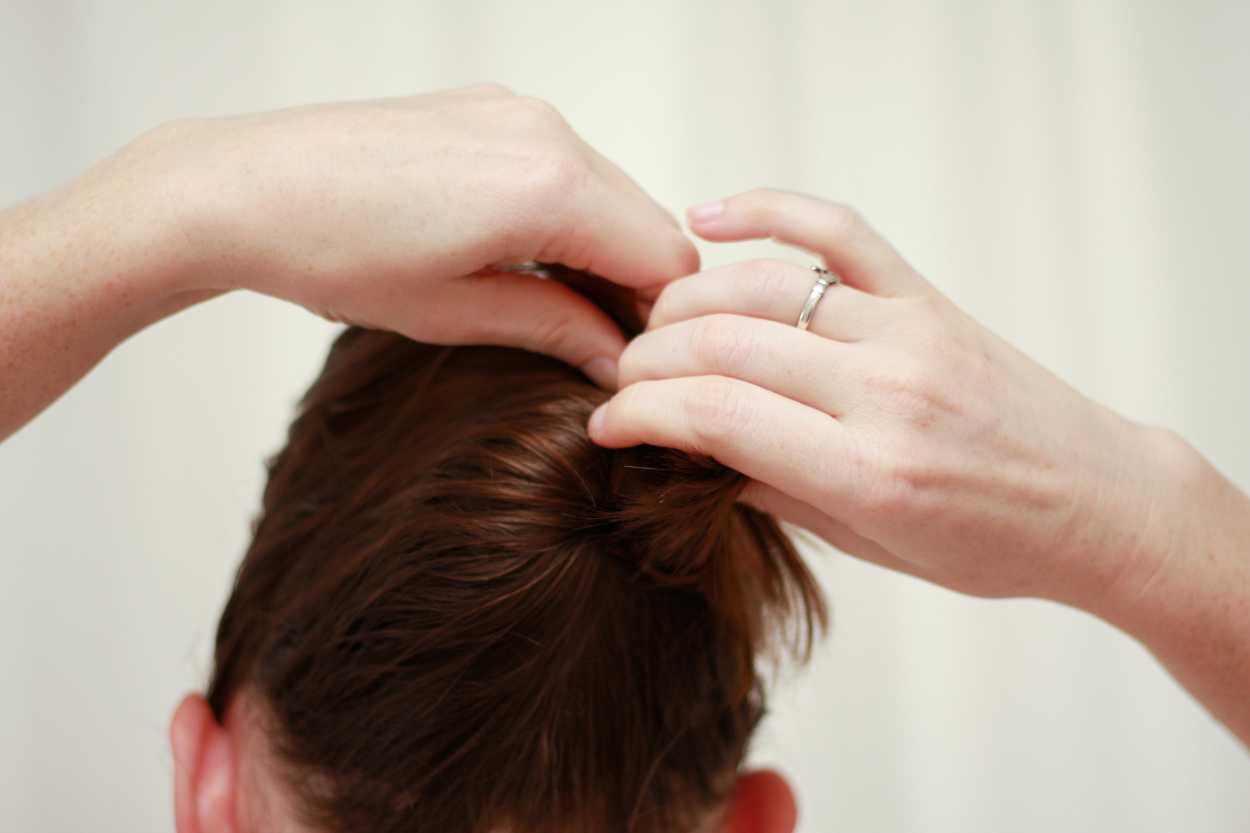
xmin=423 ymin=270 xmax=628 ymax=390
xmin=545 ymin=157 xmax=701 ymax=296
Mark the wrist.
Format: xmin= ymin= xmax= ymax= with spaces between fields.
xmin=92 ymin=119 xmax=221 ymax=302
xmin=0 ymin=127 xmax=223 ymax=440
xmin=1082 ymin=422 xmax=1250 ymax=744
xmin=1034 ymin=413 xmax=1194 ymax=619
xmin=23 ymin=120 xmax=224 ymax=335
xmin=1080 ymin=420 xmax=1246 ymax=639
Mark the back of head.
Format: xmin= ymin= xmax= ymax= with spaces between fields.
xmin=208 ymin=280 xmax=827 ymax=833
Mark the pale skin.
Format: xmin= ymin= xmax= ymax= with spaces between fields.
xmin=1 ymin=85 xmax=789 ymax=833
xmin=590 ymin=189 xmax=1250 ymax=750
xmin=0 ymin=83 xmax=701 ymax=442
xmin=2 ymin=87 xmax=1247 ymax=829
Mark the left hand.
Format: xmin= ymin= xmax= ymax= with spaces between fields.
xmin=0 ymin=87 xmax=696 ymax=442
xmin=120 ymin=86 xmax=698 ymax=387
xmin=588 ymin=188 xmax=1177 ymax=609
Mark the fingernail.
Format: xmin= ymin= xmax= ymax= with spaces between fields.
xmin=582 ymin=357 xmax=618 ymax=390
xmin=588 ymin=403 xmax=607 ymax=437
xmin=687 ymin=200 xmax=725 ymax=224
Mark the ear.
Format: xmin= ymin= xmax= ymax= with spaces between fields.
xmin=170 ymin=693 xmax=238 ymax=833
xmin=722 ymin=768 xmax=798 ymax=833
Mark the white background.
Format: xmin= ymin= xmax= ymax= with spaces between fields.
xmin=2 ymin=1 xmax=1249 ymax=831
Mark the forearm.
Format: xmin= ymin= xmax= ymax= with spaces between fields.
xmin=1094 ymin=426 xmax=1250 ymax=746
xmin=0 ymin=128 xmax=214 ymax=442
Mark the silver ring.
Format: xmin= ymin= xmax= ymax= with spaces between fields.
xmin=796 ymin=266 xmax=840 ymax=330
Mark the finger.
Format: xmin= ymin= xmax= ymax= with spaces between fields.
xmin=424 ymin=271 xmax=626 ymax=389
xmin=545 ymin=155 xmax=700 ymax=296
xmin=587 ymin=149 xmax=683 ymax=233
xmin=685 ymin=188 xmax=927 ymax=297
xmin=647 ymin=257 xmax=891 ymax=340
xmin=435 ymin=82 xmax=515 ymax=98
xmin=588 ymin=375 xmax=854 ymax=511
xmin=375 ymin=84 xmax=515 ymax=110
xmin=618 ymin=314 xmax=856 ymax=416
xmin=739 ymin=481 xmax=925 ymax=580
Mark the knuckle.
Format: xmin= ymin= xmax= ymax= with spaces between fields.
xmin=522 ymin=152 xmax=591 ymax=231
xmin=903 ymin=386 xmax=949 ymax=431
xmin=822 ymin=201 xmax=866 ymax=239
xmin=890 ymin=302 xmax=970 ymax=385
xmin=683 ymin=377 xmax=748 ymax=450
xmin=649 ymin=277 xmax=688 ymax=325
xmin=862 ymin=468 xmax=921 ymax=523
xmin=539 ymin=150 xmax=590 ymax=193
xmin=863 ymin=358 xmax=951 ymax=430
xmin=853 ymin=436 xmax=932 ymax=523
xmin=524 ymin=127 xmax=589 ymax=185
xmin=473 ymin=82 xmax=514 ymax=96
xmin=739 ymin=258 xmax=797 ymax=305
xmin=511 ymin=94 xmax=569 ymax=130
xmin=739 ymin=187 xmax=784 ymax=209
xmin=528 ymin=313 xmax=579 ymax=357
xmin=859 ymin=469 xmax=908 ymax=521
xmin=736 ymin=190 xmax=786 ymax=224
xmin=809 ymin=425 xmax=856 ymax=499
xmin=616 ymin=336 xmax=647 ymax=384
xmin=611 ymin=381 xmax=649 ymax=424
xmin=862 ymin=359 xmax=921 ymax=398
xmin=902 ymin=292 xmax=943 ymax=325
xmin=897 ymin=381 xmax=948 ymax=430
xmin=688 ymin=314 xmax=758 ymax=375
xmin=896 ymin=293 xmax=951 ymax=342
xmin=483 ymin=99 xmax=587 ymax=230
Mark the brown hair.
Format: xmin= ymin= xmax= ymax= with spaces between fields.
xmin=207 ymin=269 xmax=826 ymax=833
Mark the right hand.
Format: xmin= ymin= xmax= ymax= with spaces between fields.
xmin=107 ymin=84 xmax=697 ymax=387
xmin=589 ymin=188 xmax=1190 ymax=612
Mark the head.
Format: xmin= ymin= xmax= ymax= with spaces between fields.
xmin=171 ymin=272 xmax=826 ymax=833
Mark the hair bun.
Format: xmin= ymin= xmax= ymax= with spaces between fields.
xmin=210 ymin=321 xmax=826 ymax=833
xmin=592 ymin=438 xmax=823 ymax=665
xmin=603 ymin=444 xmax=746 ymax=584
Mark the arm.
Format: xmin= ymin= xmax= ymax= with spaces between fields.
xmin=589 ymin=187 xmax=1250 ymax=748
xmin=0 ymin=86 xmax=698 ymax=443
xmin=1096 ymin=430 xmax=1250 ymax=745
xmin=0 ymin=141 xmax=218 ymax=442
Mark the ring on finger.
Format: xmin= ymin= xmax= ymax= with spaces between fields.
xmin=795 ymin=265 xmax=841 ymax=331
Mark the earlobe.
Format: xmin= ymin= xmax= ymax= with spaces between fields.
xmin=170 ymin=693 xmax=237 ymax=833
xmin=723 ymin=768 xmax=798 ymax=833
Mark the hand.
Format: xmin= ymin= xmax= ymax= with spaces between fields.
xmin=127 ymin=85 xmax=698 ymax=386
xmin=588 ymin=188 xmax=1184 ymax=608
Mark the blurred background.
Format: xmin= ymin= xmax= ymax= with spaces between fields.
xmin=3 ymin=1 xmax=1249 ymax=831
